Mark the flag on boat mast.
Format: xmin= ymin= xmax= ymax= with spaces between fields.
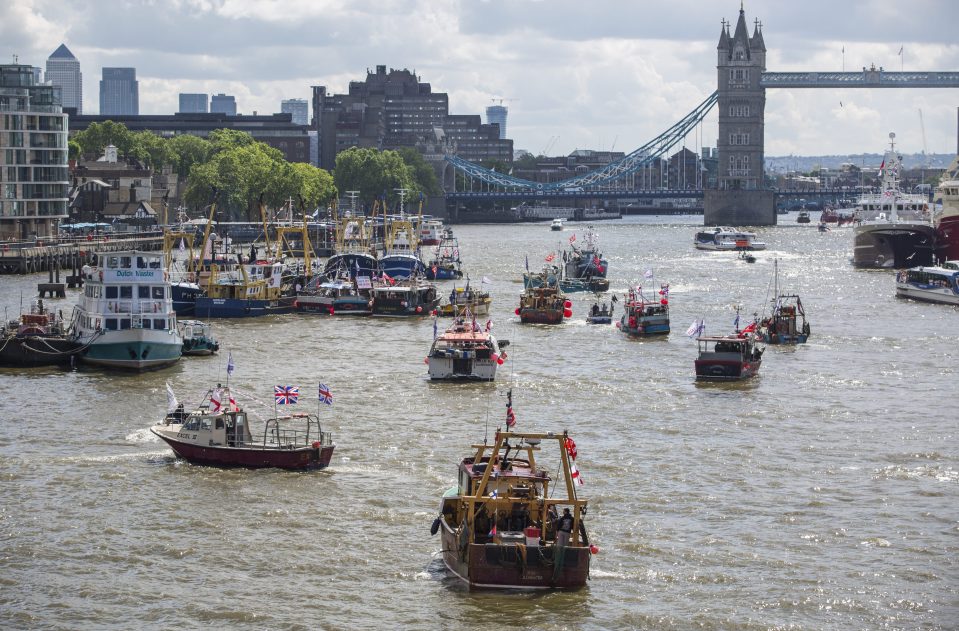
xmin=506 ymin=389 xmax=516 ymax=428
xmin=686 ymin=319 xmax=705 ymax=338
xmin=318 ymin=383 xmax=333 ymax=406
xmin=226 ymin=352 xmax=235 ymax=376
xmin=165 ymin=381 xmax=178 ymax=414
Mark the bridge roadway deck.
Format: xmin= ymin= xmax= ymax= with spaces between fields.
xmin=761 ymin=70 xmax=959 ymax=88
xmin=447 ymin=188 xmax=857 ymax=202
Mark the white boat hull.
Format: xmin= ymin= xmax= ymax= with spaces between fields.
xmin=427 ymin=356 xmax=497 ymax=381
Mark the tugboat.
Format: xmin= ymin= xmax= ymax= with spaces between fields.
xmin=694 ymin=318 xmax=764 ymax=381
xmin=758 ymin=260 xmax=811 ymax=344
xmin=70 ymin=250 xmax=183 ymax=370
xmin=618 ymin=284 xmax=670 ymax=336
xmin=432 ymin=422 xmax=595 ymax=589
xmin=0 ymin=299 xmax=81 ymax=367
xmin=370 ymin=273 xmax=439 ymax=316
xmin=426 ymin=311 xmax=507 ymax=381
xmin=151 ymin=385 xmax=335 ymax=470
xmin=517 ymin=276 xmax=570 ymax=325
xmin=425 ymin=227 xmax=464 ymax=280
xmin=178 ymin=320 xmax=219 ymax=356
xmin=438 ymin=283 xmax=491 ymax=317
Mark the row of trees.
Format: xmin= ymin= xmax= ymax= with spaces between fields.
xmin=70 ymin=121 xmax=443 ymax=221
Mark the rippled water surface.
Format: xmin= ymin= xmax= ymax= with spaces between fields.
xmin=1 ymin=216 xmax=957 ymax=630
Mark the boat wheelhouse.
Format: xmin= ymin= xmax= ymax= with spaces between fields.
xmin=618 ymin=284 xmax=670 ymax=336
xmin=426 ymin=315 xmax=505 ymax=381
xmin=370 ymin=277 xmax=439 ymax=317
xmin=434 ymin=429 xmax=593 ymax=589
xmin=178 ymin=319 xmax=219 ymax=356
xmin=70 ymin=250 xmax=182 ymax=370
xmin=895 ymin=262 xmax=959 ymax=306
xmin=151 ymin=386 xmax=335 ymax=470
xmin=194 ymin=259 xmax=295 ymax=318
xmin=694 ymin=331 xmax=764 ymax=381
xmin=518 ymin=277 xmax=569 ymax=325
xmin=438 ymin=285 xmax=491 ymax=317
xmin=694 ymin=227 xmax=767 ymax=251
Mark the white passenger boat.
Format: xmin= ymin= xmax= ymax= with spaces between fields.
xmin=550 ymin=218 xmax=565 ymax=231
xmin=71 ymin=250 xmax=183 ymax=370
xmin=895 ymin=262 xmax=959 ymax=306
xmin=693 ymin=227 xmax=766 ymax=251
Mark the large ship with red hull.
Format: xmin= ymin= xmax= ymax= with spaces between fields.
xmin=934 ymin=157 xmax=959 ymax=262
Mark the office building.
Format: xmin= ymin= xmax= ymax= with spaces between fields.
xmin=178 ymin=93 xmax=208 ymax=113
xmin=99 ymin=67 xmax=139 ymax=115
xmin=210 ymin=93 xmax=236 ymax=115
xmin=311 ymin=65 xmax=512 ymax=171
xmin=485 ymin=104 xmax=507 ymax=140
xmin=281 ymin=98 xmax=309 ymax=126
xmin=45 ymin=43 xmax=82 ymax=114
xmin=0 ymin=63 xmax=70 ymax=240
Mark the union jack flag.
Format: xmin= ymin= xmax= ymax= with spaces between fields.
xmin=274 ymin=385 xmax=299 ymax=405
xmin=318 ymin=383 xmax=333 ymax=406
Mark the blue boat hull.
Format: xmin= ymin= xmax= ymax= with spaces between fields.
xmin=380 ymin=254 xmax=425 ymax=280
xmin=425 ymin=266 xmax=463 ymax=280
xmin=194 ymin=297 xmax=295 ymax=318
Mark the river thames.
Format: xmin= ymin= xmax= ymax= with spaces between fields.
xmin=1 ymin=215 xmax=956 ymax=630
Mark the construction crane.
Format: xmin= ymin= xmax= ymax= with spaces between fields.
xmin=541 ymin=136 xmax=559 ymax=156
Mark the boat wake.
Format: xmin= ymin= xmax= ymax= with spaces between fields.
xmin=126 ymin=427 xmax=161 ymax=444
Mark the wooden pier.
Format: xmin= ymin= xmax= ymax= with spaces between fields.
xmin=0 ymin=233 xmax=164 ymax=276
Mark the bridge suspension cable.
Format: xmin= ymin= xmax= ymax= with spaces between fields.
xmin=445 ymin=90 xmax=719 ymax=192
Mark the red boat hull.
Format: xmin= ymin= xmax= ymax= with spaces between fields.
xmin=156 ymin=435 xmax=335 ymax=470
xmin=936 ymin=215 xmax=959 ymax=262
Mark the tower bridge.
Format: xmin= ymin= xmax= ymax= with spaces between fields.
xmin=443 ymin=5 xmax=959 ymax=226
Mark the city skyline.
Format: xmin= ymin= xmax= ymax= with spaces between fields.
xmin=3 ymin=0 xmax=958 ymax=157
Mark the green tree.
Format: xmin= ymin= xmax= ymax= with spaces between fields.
xmin=396 ymin=147 xmax=442 ymax=196
xmin=208 ymin=128 xmax=255 ymax=155
xmin=73 ymin=120 xmax=135 ymax=159
xmin=333 ymin=147 xmax=416 ymax=208
xmin=168 ymin=134 xmax=211 ymax=177
xmin=129 ymin=130 xmax=173 ymax=169
xmin=68 ymin=139 xmax=82 ymax=161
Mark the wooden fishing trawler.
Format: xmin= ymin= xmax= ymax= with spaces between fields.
xmin=432 ymin=427 xmax=595 ymax=589
xmin=426 ymin=312 xmax=507 ymax=381
xmin=151 ymin=386 xmax=335 ymax=470
xmin=517 ymin=276 xmax=570 ymax=325
xmin=0 ymin=300 xmax=81 ymax=367
xmin=438 ymin=284 xmax=491 ymax=317
xmin=618 ymin=284 xmax=670 ymax=336
xmin=695 ymin=322 xmax=764 ymax=381
xmin=178 ymin=320 xmax=219 ymax=356
xmin=758 ymin=260 xmax=811 ymax=344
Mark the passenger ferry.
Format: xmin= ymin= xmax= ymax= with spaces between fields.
xmin=71 ymin=250 xmax=182 ymax=370
xmin=895 ymin=262 xmax=959 ymax=306
xmin=693 ymin=227 xmax=767 ymax=251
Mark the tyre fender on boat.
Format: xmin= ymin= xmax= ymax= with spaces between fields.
xmin=430 ymin=517 xmax=441 ymax=536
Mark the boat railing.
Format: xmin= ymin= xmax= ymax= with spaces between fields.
xmin=259 ymin=417 xmax=331 ymax=449
xmin=105 ymin=300 xmax=169 ymax=315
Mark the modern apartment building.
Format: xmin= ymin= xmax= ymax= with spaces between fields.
xmin=45 ymin=44 xmax=82 ymax=114
xmin=0 ymin=64 xmax=70 ymax=240
xmin=311 ymin=65 xmax=512 ymax=171
xmin=99 ymin=67 xmax=139 ymax=115
xmin=210 ymin=93 xmax=237 ymax=115
xmin=178 ymin=93 xmax=208 ymax=113
xmin=281 ymin=98 xmax=309 ymax=126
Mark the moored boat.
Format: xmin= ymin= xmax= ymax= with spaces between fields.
xmin=617 ymin=284 xmax=670 ymax=336
xmin=433 ymin=426 xmax=594 ymax=589
xmin=426 ymin=313 xmax=506 ymax=381
xmin=0 ymin=300 xmax=81 ymax=367
xmin=370 ymin=275 xmax=439 ymax=316
xmin=194 ymin=259 xmax=296 ymax=318
xmin=418 ymin=218 xmax=444 ymax=246
xmin=178 ymin=320 xmax=219 ymax=356
xmin=151 ymin=385 xmax=335 ymax=470
xmin=895 ymin=262 xmax=959 ymax=306
xmin=934 ymin=158 xmax=959 ymax=262
xmin=852 ymin=133 xmax=936 ymax=269
xmin=425 ymin=227 xmax=464 ymax=280
xmin=70 ymin=250 xmax=183 ymax=370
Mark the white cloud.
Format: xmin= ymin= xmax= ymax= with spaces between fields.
xmin=3 ymin=0 xmax=958 ymax=155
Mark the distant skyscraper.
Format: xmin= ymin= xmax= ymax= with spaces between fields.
xmin=179 ymin=93 xmax=208 ymax=113
xmin=210 ymin=93 xmax=236 ymax=115
xmin=281 ymin=98 xmax=309 ymax=126
xmin=45 ymin=43 xmax=82 ymax=114
xmin=486 ymin=104 xmax=508 ymax=140
xmin=99 ymin=67 xmax=139 ymax=115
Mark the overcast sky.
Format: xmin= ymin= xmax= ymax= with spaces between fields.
xmin=3 ymin=0 xmax=958 ymax=157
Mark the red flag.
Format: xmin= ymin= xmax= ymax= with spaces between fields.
xmin=569 ymin=233 xmax=576 ymax=243
xmin=565 ymin=437 xmax=578 ymax=460
xmin=545 ymin=253 xmax=555 ymax=262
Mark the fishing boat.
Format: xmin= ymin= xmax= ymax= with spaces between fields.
xmin=758 ymin=260 xmax=811 ymax=344
xmin=178 ymin=320 xmax=219 ymax=356
xmin=0 ymin=300 xmax=81 ymax=367
xmin=694 ymin=227 xmax=767 ymax=251
xmin=432 ymin=426 xmax=594 ymax=589
xmin=425 ymin=227 xmax=464 ymax=280
xmin=438 ymin=284 xmax=491 ymax=317
xmin=151 ymin=386 xmax=335 ymax=470
xmin=585 ymin=301 xmax=614 ymax=324
xmin=934 ymin=157 xmax=959 ymax=262
xmin=550 ymin=218 xmax=564 ymax=231
xmin=895 ymin=262 xmax=959 ymax=306
xmin=852 ymin=133 xmax=936 ymax=269
xmin=797 ymin=211 xmax=811 ymax=224
xmin=70 ymin=250 xmax=183 ymax=370
xmin=518 ymin=276 xmax=570 ymax=325
xmin=379 ymin=216 xmax=425 ymax=279
xmin=194 ymin=258 xmax=295 ymax=318
xmin=295 ymin=264 xmax=372 ymax=316
xmin=370 ymin=275 xmax=439 ymax=316
xmin=738 ymin=249 xmax=757 ymax=263
xmin=426 ymin=313 xmax=506 ymax=381
xmin=694 ymin=322 xmax=764 ymax=381
xmin=617 ymin=284 xmax=670 ymax=336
